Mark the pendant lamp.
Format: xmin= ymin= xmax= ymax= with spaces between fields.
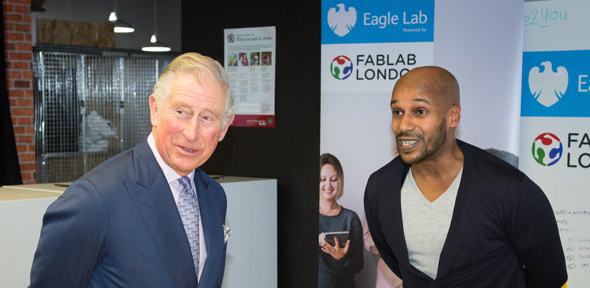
xmin=142 ymin=0 xmax=171 ymax=52
xmin=108 ymin=0 xmax=135 ymax=33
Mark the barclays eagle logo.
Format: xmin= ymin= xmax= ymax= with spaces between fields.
xmin=528 ymin=61 xmax=568 ymax=107
xmin=327 ymin=3 xmax=357 ymax=37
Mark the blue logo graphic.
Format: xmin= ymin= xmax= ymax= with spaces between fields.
xmin=528 ymin=61 xmax=568 ymax=107
xmin=327 ymin=4 xmax=357 ymax=37
xmin=322 ymin=0 xmax=434 ymax=44
xmin=522 ymin=50 xmax=590 ymax=117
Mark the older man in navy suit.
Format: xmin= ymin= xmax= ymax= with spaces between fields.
xmin=30 ymin=52 xmax=234 ymax=288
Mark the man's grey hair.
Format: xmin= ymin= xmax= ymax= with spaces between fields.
xmin=153 ymin=52 xmax=234 ymax=127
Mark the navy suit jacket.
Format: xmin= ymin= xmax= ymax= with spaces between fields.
xmin=30 ymin=140 xmax=227 ymax=288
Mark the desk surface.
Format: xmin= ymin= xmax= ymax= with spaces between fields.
xmin=0 ymin=185 xmax=63 ymax=201
xmin=0 ymin=176 xmax=270 ymax=202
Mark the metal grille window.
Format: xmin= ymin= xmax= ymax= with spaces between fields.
xmin=34 ymin=46 xmax=175 ymax=183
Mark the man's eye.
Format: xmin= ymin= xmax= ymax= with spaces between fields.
xmin=416 ymin=110 xmax=427 ymax=115
xmin=201 ymin=114 xmax=217 ymax=122
xmin=392 ymin=110 xmax=403 ymax=117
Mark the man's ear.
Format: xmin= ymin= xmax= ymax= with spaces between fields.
xmin=447 ymin=105 xmax=461 ymax=128
xmin=218 ymin=114 xmax=235 ymax=141
xmin=149 ymin=94 xmax=159 ymax=127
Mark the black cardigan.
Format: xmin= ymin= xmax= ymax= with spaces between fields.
xmin=364 ymin=140 xmax=567 ymax=287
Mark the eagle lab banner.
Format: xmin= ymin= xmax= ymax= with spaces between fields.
xmin=321 ymin=0 xmax=525 ymax=287
xmin=321 ymin=1 xmax=434 ymax=286
xmin=520 ymin=0 xmax=590 ymax=286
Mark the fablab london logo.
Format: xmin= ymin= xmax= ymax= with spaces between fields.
xmin=327 ymin=4 xmax=357 ymax=37
xmin=532 ymin=133 xmax=563 ymax=166
xmin=329 ymin=53 xmax=415 ymax=81
xmin=532 ymin=132 xmax=590 ymax=168
xmin=528 ymin=61 xmax=568 ymax=107
xmin=330 ymin=55 xmax=354 ymax=80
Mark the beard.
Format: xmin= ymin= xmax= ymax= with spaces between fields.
xmin=397 ymin=118 xmax=447 ymax=165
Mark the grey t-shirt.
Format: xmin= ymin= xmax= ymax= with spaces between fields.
xmin=401 ymin=168 xmax=463 ymax=279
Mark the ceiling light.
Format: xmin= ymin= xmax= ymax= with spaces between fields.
xmin=141 ymin=0 xmax=171 ymax=52
xmin=108 ymin=0 xmax=134 ymax=34
xmin=142 ymin=35 xmax=171 ymax=52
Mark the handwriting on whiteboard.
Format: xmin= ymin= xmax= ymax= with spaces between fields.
xmin=524 ymin=7 xmax=567 ymax=28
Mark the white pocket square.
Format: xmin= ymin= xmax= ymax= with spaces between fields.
xmin=223 ymin=225 xmax=232 ymax=243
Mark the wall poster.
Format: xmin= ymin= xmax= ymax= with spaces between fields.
xmin=224 ymin=26 xmax=276 ymax=127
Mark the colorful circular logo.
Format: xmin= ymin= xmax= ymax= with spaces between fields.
xmin=532 ymin=133 xmax=563 ymax=166
xmin=330 ymin=55 xmax=353 ymax=80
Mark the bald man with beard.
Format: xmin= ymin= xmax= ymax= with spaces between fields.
xmin=364 ymin=66 xmax=567 ymax=287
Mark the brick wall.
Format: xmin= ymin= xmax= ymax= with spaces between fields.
xmin=3 ymin=0 xmax=35 ymax=183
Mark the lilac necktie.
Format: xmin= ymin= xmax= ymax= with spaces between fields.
xmin=177 ymin=176 xmax=200 ymax=280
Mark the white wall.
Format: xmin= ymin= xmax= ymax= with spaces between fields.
xmin=31 ymin=0 xmax=181 ymax=51
xmin=434 ymin=0 xmax=524 ymax=156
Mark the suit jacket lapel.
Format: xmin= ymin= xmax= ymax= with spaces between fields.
xmin=193 ymin=170 xmax=224 ymax=287
xmin=126 ymin=141 xmax=197 ymax=287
